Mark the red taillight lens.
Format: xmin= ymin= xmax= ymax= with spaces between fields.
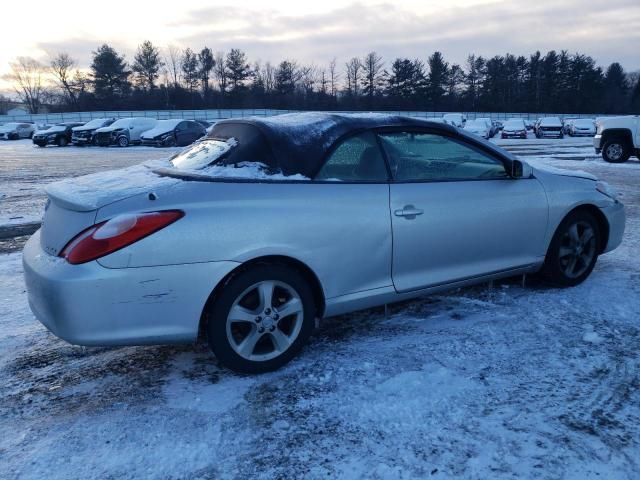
xmin=60 ymin=210 xmax=184 ymax=264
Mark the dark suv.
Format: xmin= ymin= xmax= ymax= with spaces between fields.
xmin=71 ymin=118 xmax=116 ymax=146
xmin=32 ymin=123 xmax=84 ymax=147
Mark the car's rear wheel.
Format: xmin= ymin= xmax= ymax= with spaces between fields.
xmin=117 ymin=136 xmax=129 ymax=147
xmin=602 ymin=139 xmax=630 ymax=163
xmin=542 ymin=210 xmax=600 ymax=287
xmin=206 ymin=264 xmax=316 ymax=373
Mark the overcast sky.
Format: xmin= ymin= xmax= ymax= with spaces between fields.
xmin=1 ymin=0 xmax=639 ymax=93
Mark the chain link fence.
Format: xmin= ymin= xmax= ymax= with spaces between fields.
xmin=0 ymin=108 xmax=606 ymax=124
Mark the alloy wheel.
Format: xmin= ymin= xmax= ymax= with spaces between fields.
xmin=558 ymin=220 xmax=596 ymax=279
xmin=225 ymin=280 xmax=304 ymax=362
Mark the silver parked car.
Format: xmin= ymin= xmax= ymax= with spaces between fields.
xmin=23 ymin=113 xmax=625 ymax=373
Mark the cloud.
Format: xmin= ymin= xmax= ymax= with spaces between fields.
xmin=174 ymin=0 xmax=640 ymax=70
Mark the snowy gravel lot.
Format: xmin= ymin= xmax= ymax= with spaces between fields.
xmin=1 ymin=136 xmax=639 ymax=479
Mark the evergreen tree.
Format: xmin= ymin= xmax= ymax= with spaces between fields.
xmin=90 ymin=44 xmax=131 ymax=106
xmin=132 ymin=40 xmax=163 ymax=90
xmin=631 ymin=77 xmax=640 ymax=112
xmin=426 ymin=51 xmax=449 ymax=109
xmin=198 ymin=47 xmax=215 ymax=97
xmin=181 ymin=48 xmax=199 ymax=94
xmin=226 ymin=49 xmax=251 ymax=92
xmin=603 ymin=62 xmax=629 ymax=113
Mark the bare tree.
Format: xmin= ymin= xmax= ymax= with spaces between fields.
xmin=49 ymin=53 xmax=78 ymax=107
xmin=299 ymin=64 xmax=318 ymax=96
xmin=264 ymin=61 xmax=275 ymax=93
xmin=345 ymin=57 xmax=363 ymax=96
xmin=5 ymin=57 xmax=47 ymax=113
xmin=214 ymin=51 xmax=228 ymax=94
xmin=166 ymin=45 xmax=181 ymax=88
xmin=361 ymin=51 xmax=384 ymax=101
xmin=328 ymin=58 xmax=339 ymax=97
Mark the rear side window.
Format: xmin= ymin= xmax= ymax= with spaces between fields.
xmin=378 ymin=131 xmax=508 ymax=182
xmin=315 ymin=132 xmax=388 ymax=182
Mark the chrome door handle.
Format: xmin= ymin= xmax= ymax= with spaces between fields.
xmin=394 ymin=205 xmax=424 ymax=219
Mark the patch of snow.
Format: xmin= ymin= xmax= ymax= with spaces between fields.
xmin=45 ymin=159 xmax=180 ymax=211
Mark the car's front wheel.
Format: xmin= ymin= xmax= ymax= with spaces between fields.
xmin=117 ymin=135 xmax=129 ymax=147
xmin=542 ymin=210 xmax=600 ymax=287
xmin=602 ymin=139 xmax=630 ymax=163
xmin=206 ymin=264 xmax=316 ymax=373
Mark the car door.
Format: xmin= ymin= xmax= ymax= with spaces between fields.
xmin=174 ymin=121 xmax=189 ymax=146
xmin=379 ymin=129 xmax=548 ymax=293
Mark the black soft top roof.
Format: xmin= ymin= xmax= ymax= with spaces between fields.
xmin=210 ymin=112 xmax=458 ymax=177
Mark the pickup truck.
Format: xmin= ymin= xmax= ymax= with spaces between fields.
xmin=594 ymin=116 xmax=640 ymax=163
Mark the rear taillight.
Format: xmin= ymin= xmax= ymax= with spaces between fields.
xmin=60 ymin=210 xmax=184 ymax=264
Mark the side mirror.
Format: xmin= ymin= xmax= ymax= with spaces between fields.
xmin=511 ymin=159 xmax=533 ymax=179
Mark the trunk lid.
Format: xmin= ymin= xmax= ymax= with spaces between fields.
xmin=41 ymin=161 xmax=180 ymax=256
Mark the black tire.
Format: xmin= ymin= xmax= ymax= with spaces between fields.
xmin=57 ymin=137 xmax=68 ymax=147
xmin=206 ymin=264 xmax=316 ymax=373
xmin=117 ymin=135 xmax=129 ymax=147
xmin=37 ymin=144 xmax=46 ymax=148
xmin=559 ymin=132 xmax=564 ymax=139
xmin=541 ymin=210 xmax=600 ymax=287
xmin=602 ymin=139 xmax=630 ymax=163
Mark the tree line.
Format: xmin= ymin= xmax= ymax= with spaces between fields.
xmin=2 ymin=41 xmax=640 ymax=115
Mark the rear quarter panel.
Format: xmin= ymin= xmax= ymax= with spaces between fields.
xmin=95 ymin=181 xmax=393 ymax=300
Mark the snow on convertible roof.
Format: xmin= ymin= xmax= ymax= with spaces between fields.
xmin=211 ymin=112 xmax=454 ymax=177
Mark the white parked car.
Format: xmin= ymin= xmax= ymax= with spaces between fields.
xmin=0 ymin=122 xmax=36 ymax=140
xmin=475 ymin=117 xmax=496 ymax=137
xmin=463 ymin=119 xmax=491 ymax=139
xmin=442 ymin=113 xmax=467 ymax=128
xmin=94 ymin=117 xmax=157 ymax=147
xmin=569 ymin=119 xmax=596 ymax=137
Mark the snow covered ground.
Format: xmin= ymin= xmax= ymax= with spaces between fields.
xmin=1 ymin=137 xmax=639 ymax=479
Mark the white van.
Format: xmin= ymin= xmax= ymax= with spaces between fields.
xmin=94 ymin=117 xmax=157 ymax=147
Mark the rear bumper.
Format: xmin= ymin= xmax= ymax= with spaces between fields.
xmin=23 ymin=230 xmax=239 ymax=346
xmin=601 ymin=201 xmax=625 ymax=254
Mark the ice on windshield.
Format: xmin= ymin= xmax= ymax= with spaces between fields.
xmin=170 ymin=138 xmax=238 ymax=170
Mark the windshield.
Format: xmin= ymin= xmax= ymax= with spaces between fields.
xmin=574 ymin=120 xmax=594 ymax=127
xmin=465 ymin=120 xmax=483 ymax=128
xmin=153 ymin=120 xmax=182 ymax=130
xmin=170 ymin=138 xmax=238 ymax=170
xmin=82 ymin=118 xmax=111 ymax=128
xmin=541 ymin=117 xmax=561 ymax=126
xmin=504 ymin=120 xmax=524 ymax=130
xmin=109 ymin=118 xmax=133 ymax=129
xmin=43 ymin=124 xmax=67 ymax=133
xmin=2 ymin=123 xmax=20 ymax=129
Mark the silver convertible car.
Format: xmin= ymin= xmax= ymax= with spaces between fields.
xmin=23 ymin=113 xmax=625 ymax=373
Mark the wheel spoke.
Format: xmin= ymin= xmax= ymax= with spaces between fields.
xmin=566 ymin=255 xmax=578 ymax=275
xmin=568 ymin=224 xmax=580 ymax=243
xmin=580 ymin=252 xmax=593 ymax=265
xmin=258 ymin=281 xmax=274 ymax=311
xmin=228 ymin=305 xmax=256 ymax=323
xmin=558 ymin=246 xmax=574 ymax=258
xmin=238 ymin=328 xmax=262 ymax=357
xmin=269 ymin=329 xmax=292 ymax=353
xmin=580 ymin=228 xmax=594 ymax=245
xmin=277 ymin=298 xmax=303 ymax=318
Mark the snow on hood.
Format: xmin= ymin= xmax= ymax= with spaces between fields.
xmin=36 ymin=125 xmax=66 ymax=135
xmin=533 ymin=163 xmax=596 ymax=181
xmin=140 ymin=120 xmax=182 ymax=138
xmin=0 ymin=124 xmax=19 ymax=133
